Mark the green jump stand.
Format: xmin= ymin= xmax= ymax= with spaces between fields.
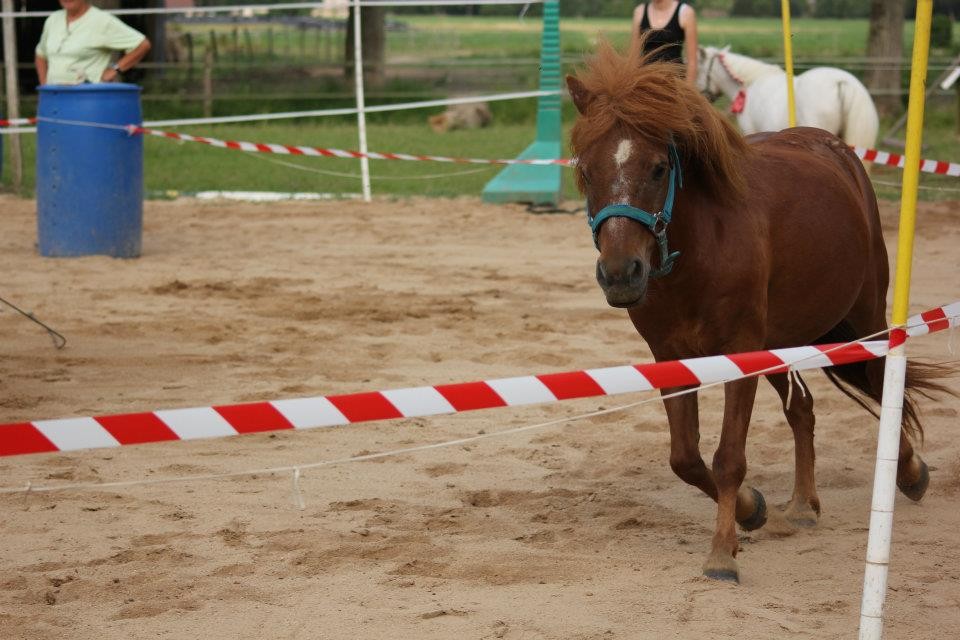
xmin=482 ymin=0 xmax=562 ymax=207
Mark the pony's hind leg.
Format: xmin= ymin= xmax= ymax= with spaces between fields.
xmin=825 ymin=355 xmax=932 ymax=502
xmin=896 ymin=427 xmax=929 ymax=502
xmin=766 ymin=372 xmax=821 ymax=527
xmin=859 ymin=357 xmax=930 ymax=500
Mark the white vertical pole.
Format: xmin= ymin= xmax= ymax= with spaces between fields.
xmin=858 ymin=1 xmax=933 ymax=638
xmin=352 ymin=0 xmax=371 ymax=202
xmin=859 ymin=350 xmax=907 ymax=640
xmin=1 ymin=0 xmax=23 ymax=193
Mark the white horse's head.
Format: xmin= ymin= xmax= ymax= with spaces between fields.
xmin=696 ymin=45 xmax=736 ymax=102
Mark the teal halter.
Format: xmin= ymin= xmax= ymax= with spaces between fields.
xmin=586 ymin=143 xmax=683 ymax=279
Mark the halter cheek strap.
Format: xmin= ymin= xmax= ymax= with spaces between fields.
xmin=585 ymin=143 xmax=683 ymax=279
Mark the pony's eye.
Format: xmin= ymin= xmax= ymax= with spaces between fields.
xmin=651 ymin=163 xmax=668 ymax=180
xmin=579 ymin=168 xmax=591 ymax=185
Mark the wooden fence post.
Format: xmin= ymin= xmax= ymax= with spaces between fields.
xmin=203 ymin=46 xmax=213 ymax=118
xmin=1 ymin=0 xmax=23 ymax=193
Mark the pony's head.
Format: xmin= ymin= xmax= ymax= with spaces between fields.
xmin=696 ymin=45 xmax=734 ymax=102
xmin=568 ymin=40 xmax=748 ymax=308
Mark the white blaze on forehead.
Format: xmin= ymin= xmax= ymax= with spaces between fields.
xmin=614 ymin=139 xmax=634 ymax=168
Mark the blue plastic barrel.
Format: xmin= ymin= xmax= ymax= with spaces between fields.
xmin=37 ymin=83 xmax=143 ymax=257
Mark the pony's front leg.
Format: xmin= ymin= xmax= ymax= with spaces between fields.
xmin=662 ymin=387 xmax=717 ymax=500
xmin=662 ymin=383 xmax=767 ymax=582
xmin=704 ymin=377 xmax=764 ymax=583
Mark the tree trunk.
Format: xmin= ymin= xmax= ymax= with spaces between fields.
xmin=865 ymin=0 xmax=905 ymax=116
xmin=344 ymin=7 xmax=386 ymax=86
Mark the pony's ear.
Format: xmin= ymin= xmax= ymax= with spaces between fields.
xmin=566 ymin=75 xmax=595 ymax=115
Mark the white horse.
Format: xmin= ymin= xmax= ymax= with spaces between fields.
xmin=696 ymin=46 xmax=879 ymax=151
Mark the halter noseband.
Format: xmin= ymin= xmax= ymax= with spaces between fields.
xmin=702 ymin=53 xmax=724 ymax=103
xmin=585 ymin=142 xmax=683 ymax=279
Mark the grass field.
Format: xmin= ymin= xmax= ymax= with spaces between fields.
xmin=2 ymin=15 xmax=960 ymax=201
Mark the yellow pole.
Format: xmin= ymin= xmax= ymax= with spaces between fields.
xmin=892 ymin=1 xmax=933 ymax=326
xmin=781 ymin=0 xmax=797 ymax=127
xmin=859 ymin=3 xmax=932 ymax=638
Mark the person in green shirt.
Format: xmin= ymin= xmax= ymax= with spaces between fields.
xmin=35 ymin=0 xmax=152 ymax=85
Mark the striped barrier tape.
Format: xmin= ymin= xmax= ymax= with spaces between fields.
xmin=855 ymin=146 xmax=960 ymax=177
xmin=1 ymin=302 xmax=956 ymax=458
xmin=133 ymin=127 xmax=574 ymax=166
xmin=0 ymin=118 xmax=36 ymax=127
xmin=5 ymin=117 xmax=960 ymax=177
xmin=136 ymin=126 xmax=960 ymax=176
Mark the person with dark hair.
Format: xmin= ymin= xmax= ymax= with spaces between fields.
xmin=632 ymin=1 xmax=699 ymax=84
xmin=35 ymin=0 xmax=151 ymax=85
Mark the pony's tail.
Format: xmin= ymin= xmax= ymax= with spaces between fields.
xmin=838 ymin=77 xmax=880 ymax=152
xmin=818 ymin=321 xmax=956 ymax=442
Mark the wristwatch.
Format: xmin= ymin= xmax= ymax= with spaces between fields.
xmin=110 ymin=62 xmax=123 ymax=73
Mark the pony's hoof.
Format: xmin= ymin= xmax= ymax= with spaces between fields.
xmin=737 ymin=487 xmax=768 ymax=531
xmin=783 ymin=498 xmax=820 ymax=529
xmin=897 ymin=458 xmax=930 ymax=502
xmin=703 ymin=568 xmax=739 ymax=583
xmin=787 ymin=516 xmax=818 ymax=529
xmin=703 ymin=550 xmax=740 ymax=583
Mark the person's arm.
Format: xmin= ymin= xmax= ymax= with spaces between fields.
xmin=35 ymin=18 xmax=49 ymax=85
xmin=100 ymin=38 xmax=151 ymax=82
xmin=631 ymin=5 xmax=645 ymax=49
xmin=680 ymin=4 xmax=698 ymax=85
xmin=36 ymin=55 xmax=48 ymax=85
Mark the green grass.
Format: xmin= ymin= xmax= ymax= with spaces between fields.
xmin=3 ymin=15 xmax=960 ymax=201
xmin=5 ymin=98 xmax=958 ymax=202
xmin=1 ymin=121 xmax=572 ymax=198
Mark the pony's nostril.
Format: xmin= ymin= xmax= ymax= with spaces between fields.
xmin=628 ymin=259 xmax=647 ymax=285
xmin=596 ymin=261 xmax=608 ymax=286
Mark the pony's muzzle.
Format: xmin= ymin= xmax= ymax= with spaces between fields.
xmin=596 ymin=257 xmax=649 ymax=307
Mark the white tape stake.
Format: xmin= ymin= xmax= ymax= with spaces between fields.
xmin=292 ymin=468 xmax=305 ymax=510
xmin=859 ymin=348 xmax=908 ymax=639
xmin=353 ymin=0 xmax=372 ymax=202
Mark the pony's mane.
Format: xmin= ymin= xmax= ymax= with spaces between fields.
xmin=571 ymin=39 xmax=750 ymax=202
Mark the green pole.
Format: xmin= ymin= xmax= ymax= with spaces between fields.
xmin=481 ymin=0 xmax=563 ymax=207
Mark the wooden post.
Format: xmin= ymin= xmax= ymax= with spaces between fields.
xmin=203 ymin=46 xmax=213 ymax=118
xmin=1 ymin=0 xmax=23 ymax=193
xmin=208 ymin=29 xmax=218 ymax=61
xmin=185 ymin=31 xmax=194 ymax=83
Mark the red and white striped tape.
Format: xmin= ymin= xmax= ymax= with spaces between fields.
xmin=134 ymin=127 xmax=574 ymax=166
xmin=137 ymin=126 xmax=960 ymax=176
xmin=6 ymin=118 xmax=960 ymax=177
xmin=1 ymin=302 xmax=956 ymax=458
xmin=0 ymin=117 xmax=36 ymax=127
xmin=855 ymin=146 xmax=960 ymax=177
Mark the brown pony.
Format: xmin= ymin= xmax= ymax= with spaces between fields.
xmin=566 ymin=41 xmax=949 ymax=582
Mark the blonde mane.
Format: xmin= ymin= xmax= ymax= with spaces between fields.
xmin=570 ymin=40 xmax=750 ymax=202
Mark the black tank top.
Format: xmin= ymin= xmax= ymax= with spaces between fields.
xmin=639 ymin=2 xmax=685 ymax=64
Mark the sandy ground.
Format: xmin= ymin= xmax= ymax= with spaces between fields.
xmin=0 ymin=194 xmax=958 ymax=640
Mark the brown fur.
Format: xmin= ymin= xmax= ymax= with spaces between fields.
xmin=428 ymin=102 xmax=493 ymax=134
xmin=566 ymin=38 xmax=954 ymax=581
xmin=570 ymin=39 xmax=749 ymax=205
